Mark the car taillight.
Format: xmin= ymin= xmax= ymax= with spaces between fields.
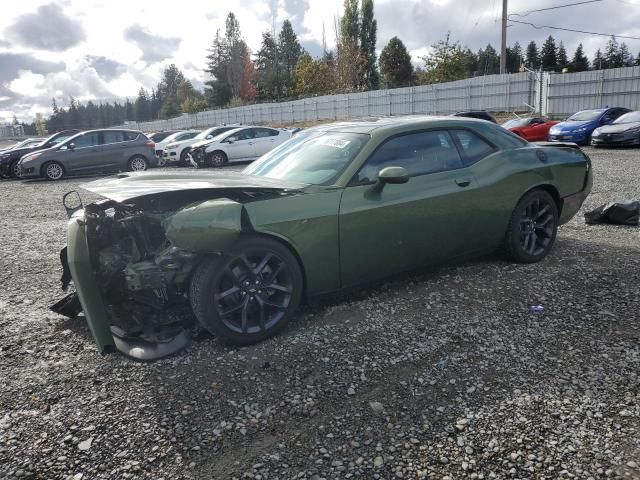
xmin=145 ymin=140 xmax=155 ymax=148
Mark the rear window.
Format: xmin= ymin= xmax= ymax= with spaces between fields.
xmin=123 ymin=132 xmax=139 ymax=141
xmin=451 ymin=130 xmax=496 ymax=165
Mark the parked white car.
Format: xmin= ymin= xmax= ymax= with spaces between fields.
xmin=162 ymin=126 xmax=239 ymax=165
xmin=155 ymin=130 xmax=200 ymax=166
xmin=188 ymin=126 xmax=292 ymax=167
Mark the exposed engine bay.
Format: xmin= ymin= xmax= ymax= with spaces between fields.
xmin=51 ymin=185 xmax=293 ymax=361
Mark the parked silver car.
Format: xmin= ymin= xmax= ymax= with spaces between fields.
xmin=188 ymin=126 xmax=292 ymax=167
xmin=17 ymin=129 xmax=156 ymax=180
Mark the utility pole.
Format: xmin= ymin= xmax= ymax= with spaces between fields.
xmin=500 ymin=0 xmax=508 ymax=74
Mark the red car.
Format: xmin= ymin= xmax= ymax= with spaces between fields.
xmin=502 ymin=117 xmax=559 ymax=142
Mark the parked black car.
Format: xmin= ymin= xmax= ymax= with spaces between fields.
xmin=451 ymin=111 xmax=498 ymax=123
xmin=0 ymin=130 xmax=81 ymax=178
xmin=591 ymin=110 xmax=640 ymax=147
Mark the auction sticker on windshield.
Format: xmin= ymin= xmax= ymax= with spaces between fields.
xmin=319 ymin=137 xmax=351 ymax=148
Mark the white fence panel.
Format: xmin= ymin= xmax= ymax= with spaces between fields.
xmin=100 ymin=66 xmax=640 ymax=135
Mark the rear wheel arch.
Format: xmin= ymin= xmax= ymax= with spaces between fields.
xmin=526 ymin=184 xmax=562 ymax=217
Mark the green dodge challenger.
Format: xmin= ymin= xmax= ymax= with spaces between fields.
xmin=52 ymin=116 xmax=592 ymax=360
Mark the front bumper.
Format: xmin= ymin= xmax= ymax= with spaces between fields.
xmin=16 ymin=163 xmax=38 ymax=178
xmin=189 ymin=148 xmax=207 ymax=167
xmin=591 ymin=133 xmax=640 ymax=146
xmin=548 ymin=132 xmax=590 ymax=145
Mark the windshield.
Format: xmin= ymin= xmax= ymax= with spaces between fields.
xmin=502 ymin=119 xmax=530 ymax=128
xmin=613 ymin=111 xmax=640 ymax=124
xmin=568 ymin=110 xmax=603 ymax=121
xmin=243 ymin=131 xmax=370 ymax=185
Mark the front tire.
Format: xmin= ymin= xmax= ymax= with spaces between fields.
xmin=128 ymin=155 xmax=148 ymax=171
xmin=207 ymin=150 xmax=228 ymax=168
xmin=42 ymin=161 xmax=65 ymax=181
xmin=9 ymin=161 xmax=20 ymax=178
xmin=504 ymin=189 xmax=558 ymax=263
xmin=178 ymin=149 xmax=191 ymax=166
xmin=190 ymin=236 xmax=303 ymax=345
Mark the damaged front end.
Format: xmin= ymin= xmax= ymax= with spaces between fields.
xmin=51 ymin=194 xmax=244 ymax=360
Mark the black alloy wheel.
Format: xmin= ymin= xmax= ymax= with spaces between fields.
xmin=505 ymin=189 xmax=558 ymax=263
xmin=190 ymin=236 xmax=303 ymax=344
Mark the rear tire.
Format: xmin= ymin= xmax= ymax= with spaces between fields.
xmin=504 ymin=189 xmax=558 ymax=263
xmin=42 ymin=161 xmax=65 ymax=181
xmin=128 ymin=155 xmax=148 ymax=171
xmin=190 ymin=236 xmax=303 ymax=345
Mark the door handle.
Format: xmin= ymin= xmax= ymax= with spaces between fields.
xmin=455 ymin=178 xmax=472 ymax=187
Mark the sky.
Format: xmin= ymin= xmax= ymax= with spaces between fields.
xmin=1 ymin=0 xmax=639 ymax=123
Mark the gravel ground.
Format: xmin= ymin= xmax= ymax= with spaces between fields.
xmin=0 ymin=148 xmax=639 ymax=480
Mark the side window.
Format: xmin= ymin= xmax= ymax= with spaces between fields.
xmin=253 ymin=128 xmax=278 ymax=138
xmin=610 ymin=109 xmax=626 ymax=120
xmin=253 ymin=128 xmax=280 ymax=138
xmin=73 ymin=133 xmax=100 ymax=149
xmin=450 ymin=130 xmax=495 ymax=165
xmin=228 ymin=129 xmax=254 ymax=142
xmin=102 ymin=131 xmax=125 ymax=145
xmin=354 ymin=131 xmax=463 ymax=184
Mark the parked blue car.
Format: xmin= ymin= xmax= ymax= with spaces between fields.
xmin=548 ymin=107 xmax=630 ymax=145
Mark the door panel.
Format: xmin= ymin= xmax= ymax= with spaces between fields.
xmin=99 ymin=131 xmax=129 ymax=170
xmin=339 ymin=169 xmax=480 ymax=287
xmin=224 ymin=129 xmax=256 ymax=160
xmin=339 ymin=129 xmax=483 ymax=287
xmin=64 ymin=133 xmax=102 ymax=172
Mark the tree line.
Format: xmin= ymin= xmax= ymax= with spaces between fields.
xmin=44 ymin=0 xmax=640 ymax=132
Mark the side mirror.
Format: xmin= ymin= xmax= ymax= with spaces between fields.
xmin=378 ymin=166 xmax=409 ymax=185
xmin=68 ymin=143 xmax=76 ymax=151
xmin=226 ymin=138 xmax=235 ymax=144
xmin=206 ymin=135 xmax=213 ymax=140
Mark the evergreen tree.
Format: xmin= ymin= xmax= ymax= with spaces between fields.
xmin=278 ymin=20 xmax=303 ymax=97
xmin=525 ymin=41 xmax=540 ymax=69
xmin=557 ymin=42 xmax=568 ymax=71
xmin=506 ymin=42 xmax=523 ymax=73
xmin=571 ymin=44 xmax=590 ymax=72
xmin=135 ymin=88 xmax=151 ymax=121
xmin=359 ymin=0 xmax=379 ymax=89
xmin=478 ymin=44 xmax=500 ymax=75
xmin=593 ymin=49 xmax=604 ymax=70
xmin=294 ymin=53 xmax=336 ymax=96
xmin=254 ymin=32 xmax=281 ymax=100
xmin=540 ymin=36 xmax=558 ymax=71
xmin=204 ymin=12 xmax=253 ymax=105
xmin=620 ymin=42 xmax=633 ymax=66
xmin=379 ymin=36 xmax=413 ymax=88
xmin=603 ymin=37 xmax=621 ymax=68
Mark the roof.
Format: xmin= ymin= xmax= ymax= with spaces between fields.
xmin=310 ymin=115 xmax=490 ymax=135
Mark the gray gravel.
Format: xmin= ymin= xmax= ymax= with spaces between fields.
xmin=1 ymin=148 xmax=639 ymax=479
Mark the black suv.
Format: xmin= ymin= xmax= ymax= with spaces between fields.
xmin=0 ymin=130 xmax=81 ymax=178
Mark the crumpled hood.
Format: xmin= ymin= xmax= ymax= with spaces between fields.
xmin=597 ymin=121 xmax=640 ymax=133
xmin=190 ymin=139 xmax=214 ymax=150
xmin=81 ymin=170 xmax=307 ymax=203
xmin=552 ymin=120 xmax=595 ymax=132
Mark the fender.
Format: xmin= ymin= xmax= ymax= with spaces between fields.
xmin=163 ymin=198 xmax=243 ymax=252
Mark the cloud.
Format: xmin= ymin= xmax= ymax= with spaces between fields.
xmin=5 ymin=3 xmax=86 ymax=51
xmin=0 ymin=53 xmax=65 ymax=83
xmin=283 ymin=0 xmax=310 ymax=34
xmin=0 ymin=40 xmax=11 ymax=48
xmin=85 ymin=55 xmax=126 ymax=81
xmin=124 ymin=24 xmax=181 ymax=64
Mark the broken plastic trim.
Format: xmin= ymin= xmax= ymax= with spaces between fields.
xmin=110 ymin=326 xmax=191 ymax=361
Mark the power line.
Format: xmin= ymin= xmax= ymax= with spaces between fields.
xmin=508 ymin=18 xmax=640 ymax=41
xmin=509 ymin=0 xmax=603 ymax=17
